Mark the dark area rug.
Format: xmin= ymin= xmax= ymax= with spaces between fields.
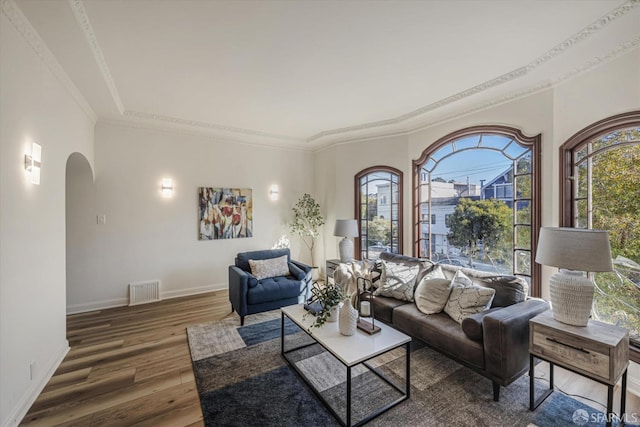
xmin=187 ymin=310 xmax=634 ymax=427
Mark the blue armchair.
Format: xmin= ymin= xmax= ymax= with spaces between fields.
xmin=228 ymin=248 xmax=312 ymax=325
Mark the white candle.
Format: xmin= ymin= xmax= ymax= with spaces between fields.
xmin=360 ymin=301 xmax=371 ymax=317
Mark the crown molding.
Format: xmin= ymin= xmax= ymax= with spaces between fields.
xmin=316 ymin=33 xmax=640 ymax=150
xmin=1 ymin=0 xmax=97 ymax=122
xmin=122 ymin=110 xmax=302 ymax=145
xmin=68 ymin=0 xmax=124 ymax=114
xmin=307 ymin=0 xmax=640 ymax=144
xmin=100 ymin=118 xmax=312 ymax=153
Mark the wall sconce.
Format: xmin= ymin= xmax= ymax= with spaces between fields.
xmin=162 ymin=178 xmax=173 ymax=198
xmin=24 ymin=142 xmax=42 ymax=185
xmin=269 ymin=184 xmax=279 ymax=201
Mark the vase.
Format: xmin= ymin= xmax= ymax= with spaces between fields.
xmin=326 ymin=305 xmax=339 ymax=322
xmin=339 ymin=298 xmax=358 ymax=336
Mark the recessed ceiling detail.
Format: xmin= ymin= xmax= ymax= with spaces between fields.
xmin=67 ymin=0 xmax=124 ymax=114
xmin=10 ymin=0 xmax=640 ymax=149
xmin=1 ymin=0 xmax=96 ymax=121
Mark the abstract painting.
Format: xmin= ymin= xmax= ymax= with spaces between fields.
xmin=198 ymin=187 xmax=252 ymax=240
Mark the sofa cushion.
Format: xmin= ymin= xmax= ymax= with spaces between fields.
xmin=461 ymin=307 xmax=502 ymax=342
xmin=444 ymin=271 xmax=495 ymax=323
xmin=249 ymin=255 xmax=289 ymax=280
xmin=379 ymin=252 xmax=435 ymax=284
xmin=392 ymin=304 xmax=485 ymax=370
xmin=480 ymin=276 xmax=527 ymax=308
xmin=374 ymin=261 xmax=420 ymax=301
xmin=369 ymin=295 xmax=407 ymax=323
xmin=415 ymin=277 xmax=452 ymax=315
xmin=247 ymin=276 xmax=304 ymax=305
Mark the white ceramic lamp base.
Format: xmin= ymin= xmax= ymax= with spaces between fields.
xmin=338 ymin=237 xmax=354 ymax=263
xmin=549 ymin=269 xmax=595 ymax=327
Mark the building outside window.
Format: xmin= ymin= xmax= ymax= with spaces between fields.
xmin=355 ymin=167 xmax=403 ymax=260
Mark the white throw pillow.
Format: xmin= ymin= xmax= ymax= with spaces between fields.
xmin=249 ymin=255 xmax=289 ymax=280
xmin=415 ymin=277 xmax=453 ymax=314
xmin=443 ymin=270 xmax=495 ymax=323
xmin=373 ymin=261 xmax=419 ymax=302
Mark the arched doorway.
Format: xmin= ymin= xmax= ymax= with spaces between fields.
xmin=65 ymin=152 xmax=95 ymax=313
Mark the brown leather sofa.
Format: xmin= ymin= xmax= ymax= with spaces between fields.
xmin=368 ymin=252 xmax=549 ymax=401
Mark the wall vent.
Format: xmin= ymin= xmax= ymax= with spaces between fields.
xmin=129 ymin=280 xmax=161 ymax=306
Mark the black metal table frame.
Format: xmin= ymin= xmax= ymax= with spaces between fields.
xmin=280 ymin=312 xmax=410 ymax=427
xmin=529 ymin=353 xmax=628 ymax=427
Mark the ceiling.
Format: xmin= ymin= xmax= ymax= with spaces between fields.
xmin=13 ymin=0 xmax=640 ymax=150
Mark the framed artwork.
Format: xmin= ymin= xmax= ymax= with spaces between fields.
xmin=198 ymin=187 xmax=252 ymax=240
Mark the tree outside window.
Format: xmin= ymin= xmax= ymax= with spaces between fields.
xmin=561 ymin=112 xmax=640 ymax=354
xmin=413 ymin=126 xmax=541 ymax=296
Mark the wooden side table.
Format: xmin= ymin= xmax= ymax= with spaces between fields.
xmin=325 ymin=258 xmax=340 ymax=283
xmin=529 ymin=310 xmax=629 ymax=427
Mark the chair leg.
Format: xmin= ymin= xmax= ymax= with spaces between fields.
xmin=240 ymin=316 xmax=245 ymax=326
xmin=492 ymin=382 xmax=500 ymax=402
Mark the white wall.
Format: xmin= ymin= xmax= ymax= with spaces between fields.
xmin=65 ymin=123 xmax=315 ymax=312
xmin=0 ymin=10 xmax=95 ymax=427
xmin=315 ymin=135 xmax=409 ymax=270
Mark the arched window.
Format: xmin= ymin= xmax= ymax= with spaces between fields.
xmin=560 ymin=111 xmax=640 ymax=360
xmin=413 ymin=126 xmax=541 ymax=296
xmin=355 ymin=166 xmax=403 ymax=260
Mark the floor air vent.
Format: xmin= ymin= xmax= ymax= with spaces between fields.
xmin=129 ymin=280 xmax=161 ymax=306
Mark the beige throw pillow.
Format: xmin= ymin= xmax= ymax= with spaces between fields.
xmin=249 ymin=255 xmax=289 ymax=280
xmin=414 ymin=265 xmax=449 ymax=314
xmin=444 ymin=270 xmax=496 ymax=323
xmin=415 ymin=277 xmax=453 ymax=314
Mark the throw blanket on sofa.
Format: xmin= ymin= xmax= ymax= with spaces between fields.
xmin=333 ymin=260 xmax=378 ymax=303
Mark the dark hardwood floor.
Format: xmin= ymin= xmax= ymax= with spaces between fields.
xmin=20 ymin=290 xmax=639 ymax=425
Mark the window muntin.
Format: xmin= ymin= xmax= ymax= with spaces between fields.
xmin=413 ymin=126 xmax=541 ymax=296
xmin=355 ymin=166 xmax=403 ymax=260
xmin=561 ymin=113 xmax=640 ymax=354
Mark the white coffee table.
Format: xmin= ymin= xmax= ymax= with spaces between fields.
xmin=281 ymin=304 xmax=411 ymax=427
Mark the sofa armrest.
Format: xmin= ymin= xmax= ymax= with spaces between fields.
xmin=228 ymin=266 xmax=250 ymax=317
xmin=291 ymin=260 xmax=313 ymax=299
xmin=291 ymin=260 xmax=312 ymax=274
xmin=482 ymin=299 xmax=550 ymax=385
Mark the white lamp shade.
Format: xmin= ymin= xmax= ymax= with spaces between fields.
xmin=535 ymin=227 xmax=612 ymax=272
xmin=333 ymin=219 xmax=359 ymax=237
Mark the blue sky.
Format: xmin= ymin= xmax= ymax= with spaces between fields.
xmin=429 ymin=149 xmax=512 ymax=186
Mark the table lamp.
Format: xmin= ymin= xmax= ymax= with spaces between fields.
xmin=535 ymin=227 xmax=612 ymax=326
xmin=334 ymin=219 xmax=359 ymax=262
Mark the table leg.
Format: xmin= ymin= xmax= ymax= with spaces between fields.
xmin=406 ymin=341 xmax=411 ymax=399
xmin=280 ymin=312 xmax=284 ymax=355
xmin=607 ymin=383 xmax=613 ymax=427
xmin=530 ymin=354 xmax=554 ymax=410
xmin=346 ymin=365 xmax=352 ymax=427
xmin=621 ymin=369 xmax=627 ymax=426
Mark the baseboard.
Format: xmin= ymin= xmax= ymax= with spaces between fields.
xmin=66 ymin=283 xmax=227 ymax=314
xmin=66 ymin=297 xmax=128 ymax=314
xmin=2 ymin=341 xmax=69 ymax=427
xmin=161 ymin=283 xmax=226 ymax=299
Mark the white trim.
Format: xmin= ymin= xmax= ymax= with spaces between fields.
xmin=160 ymin=283 xmax=226 ymax=300
xmin=2 ymin=342 xmax=69 ymax=427
xmin=67 ymin=0 xmax=124 ymax=113
xmin=65 ymin=283 xmax=227 ymax=314
xmin=97 ymin=120 xmax=312 ymax=153
xmin=1 ymin=0 xmax=97 ymax=123
xmin=66 ymin=297 xmax=128 ymax=314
